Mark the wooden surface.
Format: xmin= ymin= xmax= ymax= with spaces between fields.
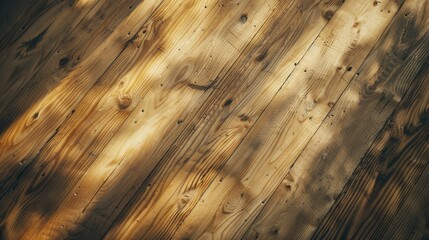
xmin=0 ymin=0 xmax=428 ymax=239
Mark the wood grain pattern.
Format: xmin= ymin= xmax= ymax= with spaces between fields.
xmin=382 ymin=162 xmax=429 ymax=240
xmin=0 ymin=0 xmax=161 ymax=200
xmin=0 ymin=0 xmax=163 ymax=238
xmin=245 ymin=0 xmax=429 ymax=239
xmin=103 ymin=0 xmax=344 ymax=239
xmin=0 ymin=0 xmax=36 ymax=42
xmin=0 ymin=0 xmax=273 ymax=239
xmin=0 ymin=0 xmax=428 ymax=239
xmin=0 ymin=0 xmax=104 ymax=113
xmin=59 ymin=1 xmax=278 ymax=238
xmin=172 ymin=0 xmax=405 ymax=238
xmin=311 ymin=38 xmax=429 ymax=240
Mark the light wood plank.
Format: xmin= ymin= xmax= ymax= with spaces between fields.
xmin=1 ymin=0 xmax=427 ymax=238
xmin=45 ymin=1 xmax=278 ymax=238
xmin=246 ymin=0 xmax=429 ymax=239
xmin=100 ymin=0 xmax=345 ymax=239
xmin=171 ymin=0 xmax=405 ymax=238
xmin=0 ymin=0 xmax=161 ymax=199
xmin=0 ymin=1 xmax=163 ymax=239
xmin=0 ymin=0 xmax=274 ymax=239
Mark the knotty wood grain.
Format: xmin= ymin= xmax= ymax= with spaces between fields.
xmin=0 ymin=0 xmax=151 ymax=117
xmin=0 ymin=0 xmax=105 ymax=114
xmin=101 ymin=0 xmax=345 ymax=239
xmin=311 ymin=38 xmax=429 ymax=240
xmin=0 ymin=0 xmax=161 ymax=200
xmin=0 ymin=0 xmax=274 ymax=239
xmin=50 ymin=1 xmax=278 ymax=238
xmin=246 ymin=0 xmax=429 ymax=239
xmin=0 ymin=1 xmax=163 ymax=239
xmin=170 ymin=0 xmax=405 ymax=239
xmin=1 ymin=0 xmax=428 ymax=239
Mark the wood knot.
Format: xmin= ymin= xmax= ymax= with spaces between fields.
xmin=177 ymin=190 xmax=196 ymax=210
xmin=32 ymin=112 xmax=39 ymax=120
xmin=270 ymin=226 xmax=279 ymax=235
xmin=117 ymin=95 xmax=132 ymax=110
xmin=59 ymin=57 xmax=69 ymax=67
xmin=239 ymin=114 xmax=250 ymax=122
xmin=224 ymin=99 xmax=233 ymax=107
xmin=240 ymin=14 xmax=248 ymax=23
xmin=255 ymin=49 xmax=268 ymax=62
xmin=324 ymin=10 xmax=334 ymax=20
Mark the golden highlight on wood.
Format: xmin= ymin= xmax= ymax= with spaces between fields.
xmin=0 ymin=0 xmax=428 ymax=239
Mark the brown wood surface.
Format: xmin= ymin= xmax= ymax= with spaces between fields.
xmin=0 ymin=0 xmax=428 ymax=239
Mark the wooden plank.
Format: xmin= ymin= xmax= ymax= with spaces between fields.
xmin=311 ymin=47 xmax=429 ymax=240
xmin=0 ymin=0 xmax=161 ymax=199
xmin=382 ymin=164 xmax=429 ymax=240
xmin=245 ymin=0 xmax=429 ymax=239
xmin=0 ymin=0 xmax=37 ymax=42
xmin=100 ymin=0 xmax=346 ymax=239
xmin=0 ymin=0 xmax=149 ymax=117
xmin=169 ymin=0 xmax=406 ymax=238
xmin=0 ymin=0 xmax=275 ymax=239
xmin=0 ymin=0 xmax=106 ymax=114
xmin=0 ymin=2 xmax=164 ymax=239
xmin=35 ymin=1 xmax=279 ymax=239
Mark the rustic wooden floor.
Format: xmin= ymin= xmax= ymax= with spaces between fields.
xmin=0 ymin=0 xmax=428 ymax=239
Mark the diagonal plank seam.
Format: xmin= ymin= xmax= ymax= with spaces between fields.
xmin=98 ymin=1 xmax=281 ymax=236
xmin=0 ymin=0 xmax=167 ymax=204
xmin=0 ymin=0 xmax=125 ymax=117
xmin=246 ymin=1 xmax=409 ymax=236
xmin=314 ymin=33 xmax=429 ymax=239
xmin=154 ymin=0 xmax=354 ymax=237
xmin=171 ymin=0 xmax=410 ymax=238
xmin=0 ymin=0 xmax=38 ymax=44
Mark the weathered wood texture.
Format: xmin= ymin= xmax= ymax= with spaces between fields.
xmin=0 ymin=0 xmax=428 ymax=239
xmin=246 ymin=0 xmax=429 ymax=239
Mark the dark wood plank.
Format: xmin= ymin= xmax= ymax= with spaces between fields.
xmin=0 ymin=0 xmax=39 ymax=44
xmin=0 ymin=0 xmax=150 ymax=117
xmin=311 ymin=39 xmax=429 ymax=240
xmin=382 ymin=164 xmax=429 ymax=240
xmin=0 ymin=0 xmax=106 ymax=114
